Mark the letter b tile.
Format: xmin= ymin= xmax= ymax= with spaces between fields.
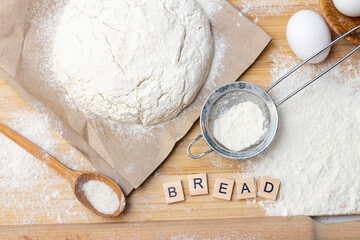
xmin=257 ymin=177 xmax=281 ymax=201
xmin=163 ymin=180 xmax=185 ymax=204
xmin=212 ymin=178 xmax=234 ymax=201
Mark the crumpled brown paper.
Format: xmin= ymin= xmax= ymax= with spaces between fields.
xmin=0 ymin=0 xmax=271 ymax=195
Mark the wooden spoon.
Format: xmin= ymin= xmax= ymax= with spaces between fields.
xmin=0 ymin=122 xmax=125 ymax=218
xmin=319 ymin=0 xmax=360 ymax=44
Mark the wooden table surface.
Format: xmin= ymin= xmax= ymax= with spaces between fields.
xmin=1 ymin=0 xmax=360 ymax=238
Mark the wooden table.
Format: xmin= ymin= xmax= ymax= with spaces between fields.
xmin=1 ymin=0 xmax=360 ymax=238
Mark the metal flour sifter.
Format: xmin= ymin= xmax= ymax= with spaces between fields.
xmin=187 ymin=25 xmax=360 ymax=160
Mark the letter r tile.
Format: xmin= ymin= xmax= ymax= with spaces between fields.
xmin=212 ymin=178 xmax=234 ymax=201
xmin=257 ymin=176 xmax=281 ymax=201
xmin=163 ymin=180 xmax=185 ymax=204
xmin=188 ymin=173 xmax=208 ymax=196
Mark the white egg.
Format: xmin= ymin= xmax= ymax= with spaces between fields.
xmin=286 ymin=10 xmax=331 ymax=64
xmin=333 ymin=0 xmax=360 ymax=17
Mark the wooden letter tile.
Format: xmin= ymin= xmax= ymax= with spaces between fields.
xmin=163 ymin=180 xmax=185 ymax=204
xmin=236 ymin=177 xmax=256 ymax=200
xmin=257 ymin=177 xmax=281 ymax=201
xmin=212 ymin=178 xmax=234 ymax=201
xmin=188 ymin=173 xmax=208 ymax=196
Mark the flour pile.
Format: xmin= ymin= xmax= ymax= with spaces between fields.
xmin=53 ymin=0 xmax=213 ymax=126
xmin=213 ymin=101 xmax=268 ymax=151
xmin=245 ymin=53 xmax=360 ymax=216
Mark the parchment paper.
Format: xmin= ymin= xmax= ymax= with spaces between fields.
xmin=0 ymin=0 xmax=271 ymax=195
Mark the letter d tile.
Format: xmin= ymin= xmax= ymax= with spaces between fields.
xmin=257 ymin=177 xmax=281 ymax=201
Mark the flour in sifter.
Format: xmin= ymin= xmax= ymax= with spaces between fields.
xmin=213 ymin=101 xmax=268 ymax=151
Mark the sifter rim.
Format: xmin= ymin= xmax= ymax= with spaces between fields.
xmin=199 ymin=81 xmax=279 ymax=159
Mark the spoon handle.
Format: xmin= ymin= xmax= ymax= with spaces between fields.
xmin=0 ymin=122 xmax=79 ymax=185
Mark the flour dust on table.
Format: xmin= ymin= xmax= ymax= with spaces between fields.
xmin=244 ymin=52 xmax=360 ymax=216
xmin=0 ymin=109 xmax=94 ymax=224
xmin=239 ymin=0 xmax=301 ymax=18
xmin=53 ymin=0 xmax=213 ymax=126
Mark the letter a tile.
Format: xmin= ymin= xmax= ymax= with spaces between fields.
xmin=236 ymin=177 xmax=256 ymax=200
xmin=188 ymin=173 xmax=208 ymax=196
xmin=163 ymin=180 xmax=185 ymax=204
xmin=257 ymin=177 xmax=281 ymax=201
xmin=212 ymin=178 xmax=234 ymax=201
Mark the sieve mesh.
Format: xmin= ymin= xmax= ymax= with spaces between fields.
xmin=207 ymin=90 xmax=270 ymax=152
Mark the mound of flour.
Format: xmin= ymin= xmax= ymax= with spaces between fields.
xmin=53 ymin=0 xmax=213 ymax=125
xmin=246 ymin=53 xmax=360 ymax=216
xmin=213 ymin=101 xmax=268 ymax=151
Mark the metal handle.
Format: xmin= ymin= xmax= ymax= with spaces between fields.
xmin=267 ymin=25 xmax=360 ymax=107
xmin=187 ymin=134 xmax=213 ymax=159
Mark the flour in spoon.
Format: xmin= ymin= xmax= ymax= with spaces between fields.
xmin=213 ymin=101 xmax=268 ymax=151
xmin=82 ymin=180 xmax=121 ymax=215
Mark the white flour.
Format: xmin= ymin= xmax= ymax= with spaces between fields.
xmin=238 ymin=0 xmax=304 ymax=23
xmin=0 ymin=108 xmax=94 ymax=224
xmin=29 ymin=0 xmax=227 ymax=138
xmin=213 ymin=101 xmax=268 ymax=151
xmin=82 ymin=180 xmax=120 ymax=214
xmin=239 ymin=0 xmax=300 ymax=16
xmin=197 ymin=0 xmax=223 ymax=17
xmin=53 ymin=0 xmax=213 ymax=126
xmin=2 ymin=0 xmax=360 ymax=223
xmin=245 ymin=52 xmax=360 ymax=216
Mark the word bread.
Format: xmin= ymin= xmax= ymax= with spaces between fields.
xmin=163 ymin=174 xmax=280 ymax=204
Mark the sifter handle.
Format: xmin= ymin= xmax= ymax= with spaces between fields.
xmin=187 ymin=134 xmax=213 ymax=159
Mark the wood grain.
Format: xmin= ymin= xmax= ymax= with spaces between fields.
xmin=0 ymin=0 xmax=359 ymax=228
xmin=1 ymin=217 xmax=360 ymax=239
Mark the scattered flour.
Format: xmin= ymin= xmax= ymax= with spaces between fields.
xmin=197 ymin=0 xmax=223 ymax=17
xmin=213 ymin=101 xmax=268 ymax=151
xmin=238 ymin=0 xmax=305 ymax=23
xmin=0 ymin=108 xmax=94 ymax=224
xmin=156 ymin=231 xmax=265 ymax=240
xmin=82 ymin=180 xmax=120 ymax=215
xmin=239 ymin=0 xmax=299 ymax=16
xmin=9 ymin=0 xmax=360 ymax=222
xmin=245 ymin=52 xmax=360 ymax=216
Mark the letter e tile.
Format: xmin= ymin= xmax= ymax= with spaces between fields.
xmin=212 ymin=178 xmax=234 ymax=201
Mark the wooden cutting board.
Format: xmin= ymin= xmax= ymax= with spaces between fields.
xmin=0 ymin=0 xmax=359 ymax=228
xmin=2 ymin=217 xmax=360 ymax=239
